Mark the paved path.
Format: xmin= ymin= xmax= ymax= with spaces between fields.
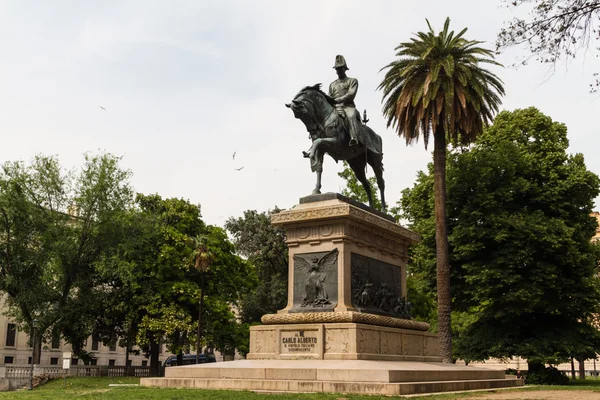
xmin=468 ymin=390 xmax=600 ymax=399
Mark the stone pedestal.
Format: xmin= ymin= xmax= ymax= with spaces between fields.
xmin=247 ymin=193 xmax=435 ymax=361
xmin=272 ymin=193 xmax=418 ymax=316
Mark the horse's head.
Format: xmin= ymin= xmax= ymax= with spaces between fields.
xmin=285 ymin=84 xmax=334 ymax=133
xmin=285 ymin=84 xmax=319 ymax=119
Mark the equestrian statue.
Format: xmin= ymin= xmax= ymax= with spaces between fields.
xmin=285 ymin=55 xmax=387 ymax=213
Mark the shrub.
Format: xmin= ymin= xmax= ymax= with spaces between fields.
xmin=525 ymin=366 xmax=569 ymax=385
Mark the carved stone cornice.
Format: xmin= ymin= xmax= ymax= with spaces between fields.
xmin=271 ymin=203 xmax=420 ymax=244
xmin=347 ymin=207 xmax=420 ymax=243
xmin=271 ymin=204 xmax=349 ymax=224
xmin=346 ymin=223 xmax=406 ymax=257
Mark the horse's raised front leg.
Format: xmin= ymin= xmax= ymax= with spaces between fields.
xmin=308 ymin=137 xmax=337 ymax=195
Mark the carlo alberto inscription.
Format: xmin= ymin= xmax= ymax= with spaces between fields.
xmin=280 ymin=330 xmax=320 ymax=355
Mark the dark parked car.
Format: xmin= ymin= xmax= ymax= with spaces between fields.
xmin=163 ymin=353 xmax=216 ymax=367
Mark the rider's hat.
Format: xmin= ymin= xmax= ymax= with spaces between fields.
xmin=333 ymin=55 xmax=349 ymax=70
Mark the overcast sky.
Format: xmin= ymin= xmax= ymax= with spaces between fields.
xmin=1 ymin=1 xmax=598 ymax=226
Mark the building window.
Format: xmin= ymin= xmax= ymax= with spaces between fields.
xmin=109 ymin=342 xmax=116 ymax=352
xmin=50 ymin=357 xmax=59 ymax=365
xmin=5 ymin=324 xmax=16 ymax=347
xmin=91 ymin=338 xmax=99 ymax=351
xmin=141 ymin=360 xmax=147 ymax=367
xmin=4 ymin=356 xmax=14 ymax=364
xmin=90 ymin=359 xmax=97 ymax=366
xmin=108 ymin=359 xmax=115 ymax=366
xmin=71 ymin=358 xmax=78 ymax=366
xmin=28 ymin=357 xmax=32 ymax=364
xmin=126 ymin=359 xmax=132 ymax=367
xmin=51 ymin=331 xmax=60 ymax=349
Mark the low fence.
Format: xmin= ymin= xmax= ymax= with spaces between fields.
xmin=70 ymin=365 xmax=153 ymax=377
xmin=0 ymin=365 xmax=156 ymax=379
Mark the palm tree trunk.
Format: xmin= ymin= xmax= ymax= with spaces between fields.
xmin=433 ymin=128 xmax=452 ymax=363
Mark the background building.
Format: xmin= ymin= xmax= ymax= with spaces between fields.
xmin=0 ymin=311 xmax=171 ymax=367
xmin=592 ymin=211 xmax=600 ymax=242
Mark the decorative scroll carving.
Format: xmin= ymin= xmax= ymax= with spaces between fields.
xmin=325 ymin=329 xmax=351 ymax=354
xmin=271 ymin=205 xmax=350 ymax=224
xmin=402 ymin=334 xmax=424 ymax=356
xmin=286 ymin=223 xmax=343 ymax=242
xmin=357 ymin=329 xmax=380 ymax=354
xmin=254 ymin=332 xmax=262 ymax=353
xmin=261 ymin=311 xmax=430 ymax=331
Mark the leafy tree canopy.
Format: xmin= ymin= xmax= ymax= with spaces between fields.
xmin=94 ymin=194 xmax=252 ymax=372
xmin=225 ymin=208 xmax=287 ymax=323
xmin=401 ymin=107 xmax=600 ymax=362
xmin=0 ymin=153 xmax=133 ymax=358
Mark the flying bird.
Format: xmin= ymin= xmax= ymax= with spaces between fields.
xmin=235 ymin=166 xmax=244 ymax=171
xmin=232 ymin=151 xmax=236 ymax=160
xmin=99 ymin=106 xmax=106 ymax=111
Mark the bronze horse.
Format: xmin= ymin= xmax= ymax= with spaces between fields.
xmin=286 ymin=84 xmax=387 ymax=212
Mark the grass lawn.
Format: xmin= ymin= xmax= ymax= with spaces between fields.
xmin=0 ymin=377 xmax=599 ymax=399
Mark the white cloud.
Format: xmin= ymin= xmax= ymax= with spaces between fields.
xmin=0 ymin=0 xmax=598 ymax=227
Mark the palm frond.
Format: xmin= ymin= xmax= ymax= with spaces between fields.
xmin=380 ymin=18 xmax=504 ymax=149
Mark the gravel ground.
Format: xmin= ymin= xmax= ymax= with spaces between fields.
xmin=466 ymin=390 xmax=600 ymax=399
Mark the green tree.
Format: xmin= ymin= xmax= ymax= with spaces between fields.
xmin=94 ymin=195 xmax=251 ymax=374
xmin=401 ymin=107 xmax=600 ymax=369
xmin=379 ymin=17 xmax=505 ymax=362
xmin=0 ymin=153 xmax=133 ymax=362
xmin=225 ymin=208 xmax=287 ymax=323
xmin=497 ymin=0 xmax=600 ymax=93
xmin=196 ymin=225 xmax=254 ymax=356
xmin=92 ymin=194 xmax=203 ymax=374
xmin=338 ymin=161 xmax=382 ymax=211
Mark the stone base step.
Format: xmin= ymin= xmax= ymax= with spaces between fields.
xmin=162 ymin=359 xmax=506 ymax=382
xmin=141 ymin=377 xmax=524 ymax=396
xmin=141 ymin=360 xmax=524 ymax=396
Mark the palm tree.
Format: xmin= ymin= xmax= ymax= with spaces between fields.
xmin=379 ymin=18 xmax=504 ymax=363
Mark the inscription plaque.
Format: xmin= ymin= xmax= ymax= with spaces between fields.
xmin=280 ymin=329 xmax=320 ymax=355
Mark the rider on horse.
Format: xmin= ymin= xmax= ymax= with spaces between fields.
xmin=286 ymin=58 xmax=387 ymax=212
xmin=330 ymin=55 xmax=361 ymax=147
